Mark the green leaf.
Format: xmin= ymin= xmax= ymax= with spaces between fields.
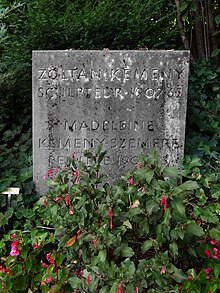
xmin=186 ymin=222 xmax=204 ymax=237
xmin=98 ymin=150 xmax=107 ymax=164
xmin=171 ymin=200 xmax=185 ymax=218
xmin=141 ymin=239 xmax=153 ymax=254
xmin=84 ymin=150 xmax=95 ymax=159
xmin=163 ymin=166 xmax=179 ymax=178
xmin=58 ymin=234 xmax=69 ymax=249
xmin=49 ymin=285 xmax=61 ymax=293
xmin=42 ymin=285 xmax=50 ymax=293
xmin=145 ymin=199 xmax=159 ymax=214
xmin=26 ymin=258 xmax=32 ymax=271
xmin=179 ymin=1 xmax=188 ymax=12
xmin=96 ymin=144 xmax=103 ymax=156
xmin=99 ymin=286 xmax=110 ymax=293
xmin=68 ymin=276 xmax=82 ymax=289
xmin=20 ymin=246 xmax=29 ymax=259
xmin=110 ymin=283 xmax=119 ymax=293
xmin=188 ymin=156 xmax=202 ymax=169
xmin=169 ymin=242 xmax=178 ymax=257
xmin=58 ymin=268 xmax=68 ymax=283
xmin=4 ymin=207 xmax=14 ymax=219
xmin=179 ymin=181 xmax=199 ymax=191
xmin=121 ymin=246 xmax=135 ymax=257
xmin=123 ymin=220 xmax=132 ymax=229
xmin=11 ymin=264 xmax=23 ymax=275
xmin=211 ymin=49 xmax=220 ymax=57
xmin=171 ymin=268 xmax=187 ymax=283
xmin=214 ymin=264 xmax=220 ymax=277
xmin=208 ymin=228 xmax=220 ymax=242
xmin=164 ymin=207 xmax=171 ymax=225
xmin=55 ymin=252 xmax=65 ymax=266
xmin=215 ymin=14 xmax=220 ymax=25
xmin=34 ymin=274 xmax=41 ymax=282
xmin=177 ymin=229 xmax=185 ymax=240
xmin=145 ymin=170 xmax=154 ymax=184
xmin=13 ymin=276 xmax=28 ymax=291
xmin=98 ymin=249 xmax=107 ymax=262
xmin=211 ymin=190 xmax=220 ymax=199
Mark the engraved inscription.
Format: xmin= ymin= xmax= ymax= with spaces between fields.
xmin=64 ymin=120 xmax=154 ymax=132
xmin=33 ymin=50 xmax=189 ymax=194
xmin=38 ymin=137 xmax=180 ymax=151
xmin=37 ymin=67 xmax=184 ymax=82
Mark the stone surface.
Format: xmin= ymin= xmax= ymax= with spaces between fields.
xmin=32 ymin=50 xmax=190 ymax=194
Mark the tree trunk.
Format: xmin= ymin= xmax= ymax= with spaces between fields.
xmin=192 ymin=0 xmax=206 ymax=59
xmin=207 ymin=0 xmax=219 ymax=51
xmin=175 ymin=0 xmax=195 ymax=63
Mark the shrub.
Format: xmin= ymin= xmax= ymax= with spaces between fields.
xmin=0 ymin=148 xmax=219 ymax=292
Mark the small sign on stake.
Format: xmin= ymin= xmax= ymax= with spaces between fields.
xmin=1 ymin=188 xmax=20 ymax=208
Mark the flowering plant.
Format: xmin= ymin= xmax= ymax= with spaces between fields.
xmin=0 ymin=147 xmax=219 ymax=292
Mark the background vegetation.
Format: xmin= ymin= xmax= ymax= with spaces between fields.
xmin=0 ymin=0 xmax=220 ymax=193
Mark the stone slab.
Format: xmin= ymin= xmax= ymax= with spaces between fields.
xmin=32 ymin=50 xmax=190 ymax=194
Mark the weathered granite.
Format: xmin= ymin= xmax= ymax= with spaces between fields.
xmin=32 ymin=50 xmax=190 ymax=194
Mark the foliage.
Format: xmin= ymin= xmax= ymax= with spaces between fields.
xmin=0 ymin=149 xmax=219 ymax=292
xmin=186 ymin=59 xmax=220 ymax=201
xmin=175 ymin=0 xmax=220 ymax=61
xmin=0 ymin=1 xmax=220 ymax=291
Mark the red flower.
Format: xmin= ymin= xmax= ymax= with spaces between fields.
xmin=69 ymin=200 xmax=74 ymax=215
xmin=33 ymin=243 xmax=39 ymax=250
xmin=210 ymin=239 xmax=218 ymax=246
xmin=206 ymin=275 xmax=210 ymax=279
xmin=43 ymin=168 xmax=53 ymax=180
xmin=75 ymin=169 xmax=80 ymax=177
xmin=46 ymin=253 xmax=55 ymax=264
xmin=10 ymin=233 xmax=17 ymax=239
xmin=187 ymin=275 xmax=193 ymax=281
xmin=10 ymin=240 xmax=20 ymax=256
xmin=108 ymin=207 xmax=113 ymax=230
xmin=11 ymin=240 xmax=19 ymax=247
xmin=55 ymin=196 xmax=62 ymax=202
xmin=77 ymin=230 xmax=81 ymax=238
xmin=127 ymin=177 xmax=133 ymax=186
xmin=204 ymin=267 xmax=212 ymax=274
xmin=65 ymin=197 xmax=69 ymax=206
xmin=86 ymin=273 xmax=91 ymax=284
xmin=204 ymin=249 xmax=211 ymax=258
xmin=135 ymin=287 xmax=139 ymax=293
xmin=160 ymin=266 xmax=166 ymax=275
xmin=78 ymin=269 xmax=83 ymax=278
xmin=213 ymin=247 xmax=219 ymax=259
xmin=42 ymin=263 xmax=49 ymax=268
xmin=117 ymin=281 xmax=123 ymax=293
xmin=44 ymin=199 xmax=47 ymax=207
xmin=46 ymin=276 xmax=53 ymax=283
xmin=92 ymin=239 xmax=97 ymax=248
xmin=160 ymin=194 xmax=168 ymax=211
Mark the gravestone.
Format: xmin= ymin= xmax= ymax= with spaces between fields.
xmin=32 ymin=50 xmax=190 ymax=194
